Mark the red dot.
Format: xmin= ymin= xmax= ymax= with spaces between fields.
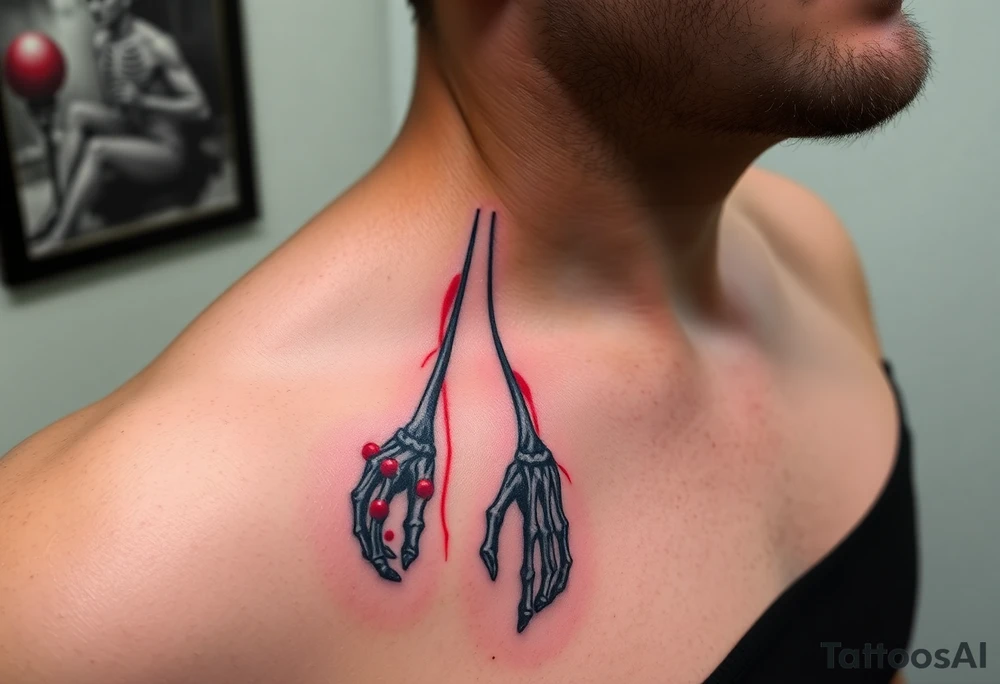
xmin=384 ymin=530 xmax=395 ymax=542
xmin=369 ymin=499 xmax=389 ymax=521
xmin=415 ymin=479 xmax=434 ymax=500
xmin=380 ymin=458 xmax=399 ymax=478
xmin=361 ymin=442 xmax=380 ymax=460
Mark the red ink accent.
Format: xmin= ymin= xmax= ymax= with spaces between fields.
xmin=361 ymin=442 xmax=380 ymax=460
xmin=439 ymin=275 xmax=461 ymax=339
xmin=384 ymin=530 xmax=395 ymax=542
xmin=415 ymin=479 xmax=435 ymax=500
xmin=420 ymin=348 xmax=439 ymax=368
xmin=513 ymin=371 xmax=573 ymax=484
xmin=369 ymin=499 xmax=389 ymax=521
xmin=437 ymin=274 xmax=461 ymax=561
xmin=557 ymin=463 xmax=573 ymax=484
xmin=379 ymin=458 xmax=399 ymax=478
xmin=514 ymin=371 xmax=540 ymax=432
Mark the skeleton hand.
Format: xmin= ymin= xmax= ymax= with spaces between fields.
xmin=350 ymin=429 xmax=436 ymax=581
xmin=347 ymin=210 xmax=480 ymax=583
xmin=480 ymin=446 xmax=572 ymax=632
xmin=480 ymin=211 xmax=573 ymax=633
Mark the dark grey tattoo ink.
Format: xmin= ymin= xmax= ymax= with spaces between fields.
xmin=350 ymin=210 xmax=480 ymax=581
xmin=479 ymin=211 xmax=573 ymax=633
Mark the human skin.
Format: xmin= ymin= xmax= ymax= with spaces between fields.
xmin=0 ymin=0 xmax=927 ymax=681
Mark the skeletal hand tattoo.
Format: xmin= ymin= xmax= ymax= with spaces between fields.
xmin=479 ymin=212 xmax=572 ymax=632
xmin=350 ymin=210 xmax=480 ymax=581
xmin=348 ymin=209 xmax=572 ymax=633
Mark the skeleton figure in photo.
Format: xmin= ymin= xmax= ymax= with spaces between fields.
xmin=31 ymin=0 xmax=211 ymax=255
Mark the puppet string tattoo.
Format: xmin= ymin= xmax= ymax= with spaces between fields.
xmin=479 ymin=211 xmax=573 ymax=633
xmin=347 ymin=209 xmax=572 ymax=634
xmin=349 ymin=210 xmax=480 ymax=581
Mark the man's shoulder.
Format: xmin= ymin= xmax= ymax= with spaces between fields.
xmin=732 ymin=166 xmax=852 ymax=252
xmin=730 ymin=166 xmax=882 ymax=355
xmin=0 ymin=378 xmax=319 ymax=681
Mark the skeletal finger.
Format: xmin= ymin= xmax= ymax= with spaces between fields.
xmin=533 ymin=467 xmax=560 ymax=613
xmin=516 ymin=472 xmax=539 ymax=633
xmin=366 ymin=438 xmax=404 ymax=462
xmin=367 ymin=474 xmax=403 ymax=581
xmin=548 ymin=465 xmax=572 ymax=601
xmin=370 ymin=557 xmax=400 ymax=582
xmin=351 ymin=460 xmax=381 ymax=560
xmin=480 ymin=462 xmax=523 ymax=581
xmin=369 ymin=449 xmax=409 ymax=556
xmin=368 ymin=515 xmax=400 ymax=581
xmin=402 ymin=457 xmax=434 ymax=571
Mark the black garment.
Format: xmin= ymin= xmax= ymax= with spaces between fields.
xmin=704 ymin=361 xmax=918 ymax=684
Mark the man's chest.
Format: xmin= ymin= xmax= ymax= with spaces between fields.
xmin=428 ymin=350 xmax=898 ymax=681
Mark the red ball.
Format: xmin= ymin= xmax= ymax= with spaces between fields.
xmin=361 ymin=442 xmax=380 ymax=460
xmin=415 ymin=479 xmax=434 ymax=500
xmin=369 ymin=499 xmax=389 ymax=521
xmin=384 ymin=530 xmax=395 ymax=542
xmin=3 ymin=32 xmax=66 ymax=101
xmin=379 ymin=458 xmax=399 ymax=478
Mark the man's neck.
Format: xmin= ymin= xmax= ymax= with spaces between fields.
xmin=382 ymin=31 xmax=774 ymax=319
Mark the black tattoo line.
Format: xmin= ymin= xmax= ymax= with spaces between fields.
xmin=350 ymin=209 xmax=480 ymax=581
xmin=480 ymin=211 xmax=573 ymax=633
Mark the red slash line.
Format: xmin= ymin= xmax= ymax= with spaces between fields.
xmin=430 ymin=275 xmax=460 ymax=561
xmin=514 ymin=371 xmax=572 ymax=484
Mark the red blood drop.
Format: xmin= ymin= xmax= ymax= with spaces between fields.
xmin=380 ymin=458 xmax=399 ymax=478
xmin=369 ymin=499 xmax=389 ymax=521
xmin=384 ymin=530 xmax=395 ymax=542
xmin=3 ymin=32 xmax=66 ymax=101
xmin=415 ymin=479 xmax=434 ymax=500
xmin=361 ymin=442 xmax=380 ymax=460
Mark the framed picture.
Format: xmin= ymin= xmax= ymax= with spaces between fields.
xmin=0 ymin=0 xmax=257 ymax=285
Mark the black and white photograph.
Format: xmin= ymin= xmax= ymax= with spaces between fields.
xmin=0 ymin=0 xmax=256 ymax=285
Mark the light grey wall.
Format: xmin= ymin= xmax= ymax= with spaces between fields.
xmin=0 ymin=0 xmax=393 ymax=451
xmin=380 ymin=1 xmax=999 ymax=680
xmin=388 ymin=0 xmax=417 ymax=136
xmin=760 ymin=3 xmax=999 ymax=680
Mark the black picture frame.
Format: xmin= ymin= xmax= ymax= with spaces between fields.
xmin=0 ymin=0 xmax=257 ymax=286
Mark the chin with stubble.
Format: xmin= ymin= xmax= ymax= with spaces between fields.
xmin=536 ymin=0 xmax=932 ymax=143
